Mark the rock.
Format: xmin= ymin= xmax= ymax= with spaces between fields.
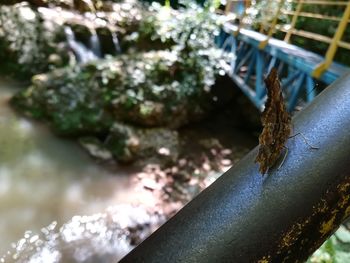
xmin=105 ymin=122 xmax=179 ymax=164
xmin=0 ymin=3 xmax=64 ymax=77
xmin=0 ymin=0 xmax=146 ymax=77
xmin=12 ymin=46 xmax=225 ymax=134
xmin=9 ymin=2 xmax=230 ymax=165
xmin=68 ymin=22 xmax=92 ymax=46
xmin=73 ymin=0 xmax=95 ymax=13
xmin=0 ymin=0 xmax=48 ymax=6
xmin=221 ymin=149 xmax=232 ymax=156
xmin=11 ymin=66 xmax=114 ymax=135
xmin=1 ymin=0 xmax=73 ymax=8
xmin=158 ymin=147 xmax=170 ymax=156
xmin=31 ymin=73 xmax=50 ymax=87
xmin=79 ymin=137 xmax=113 ymax=160
xmin=60 ymin=121 xmax=180 ymax=164
xmin=96 ymin=27 xmax=121 ymax=56
xmin=220 ymin=159 xmax=232 ymax=166
xmin=172 ymin=171 xmax=191 ymax=183
xmin=199 ymin=138 xmax=222 ymax=149
xmin=142 ymin=178 xmax=158 ymax=191
xmin=48 ymin=53 xmax=63 ymax=67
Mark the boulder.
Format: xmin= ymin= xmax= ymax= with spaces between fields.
xmin=104 ymin=122 xmax=179 ymax=164
xmin=0 ymin=3 xmax=64 ymax=77
xmin=80 ymin=122 xmax=179 ymax=164
xmin=73 ymin=0 xmax=95 ymax=12
xmin=67 ymin=22 xmax=92 ymax=47
xmin=96 ymin=27 xmax=121 ymax=56
xmin=9 ymin=2 xmax=230 ymax=164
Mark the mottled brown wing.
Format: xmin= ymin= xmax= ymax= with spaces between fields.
xmin=255 ymin=68 xmax=292 ymax=175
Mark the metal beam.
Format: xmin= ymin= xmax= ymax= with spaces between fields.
xmin=121 ymin=74 xmax=350 ymax=263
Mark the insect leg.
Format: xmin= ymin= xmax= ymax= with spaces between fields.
xmin=277 ymin=146 xmax=289 ymax=171
xmin=289 ymin=132 xmax=319 ymax=149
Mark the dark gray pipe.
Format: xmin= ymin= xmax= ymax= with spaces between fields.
xmin=120 ymin=74 xmax=350 ymax=263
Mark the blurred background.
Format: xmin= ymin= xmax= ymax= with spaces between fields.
xmin=0 ymin=0 xmax=349 ymax=262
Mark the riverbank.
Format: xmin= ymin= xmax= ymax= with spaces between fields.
xmin=0 ymin=77 xmax=151 ymax=255
xmin=0 ymin=75 xmax=259 ymax=261
xmin=0 ymin=1 xmax=261 ymax=260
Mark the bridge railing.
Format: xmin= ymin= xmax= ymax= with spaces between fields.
xmin=226 ymin=0 xmax=350 ymax=75
xmin=220 ymin=0 xmax=350 ymax=111
xmin=225 ymin=0 xmax=350 ymax=78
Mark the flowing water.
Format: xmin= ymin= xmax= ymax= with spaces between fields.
xmin=112 ymin=32 xmax=122 ymax=54
xmin=89 ymin=30 xmax=102 ymax=58
xmin=0 ymin=78 xmax=155 ymax=257
xmin=64 ymin=27 xmax=98 ymax=63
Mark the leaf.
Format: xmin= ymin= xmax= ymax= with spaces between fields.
xmin=335 ymin=251 xmax=350 ymax=263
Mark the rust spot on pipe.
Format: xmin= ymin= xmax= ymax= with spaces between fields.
xmin=258 ymin=175 xmax=350 ymax=262
xmin=257 ymin=255 xmax=271 ymax=263
xmin=319 ymin=215 xmax=336 ymax=236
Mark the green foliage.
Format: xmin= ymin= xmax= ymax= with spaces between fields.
xmin=0 ymin=3 xmax=66 ymax=77
xmin=12 ymin=2 xmax=227 ymax=133
xmin=9 ymin=1 xmax=228 ymax=162
xmin=11 ymin=68 xmax=113 ymax=135
xmin=122 ymin=1 xmax=223 ymax=54
xmin=249 ymin=0 xmax=292 ymax=32
xmin=309 ymin=226 xmax=350 ymax=263
xmin=12 ymin=43 xmax=226 ymax=135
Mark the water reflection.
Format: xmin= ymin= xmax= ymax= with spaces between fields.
xmin=0 ymin=78 xmax=153 ymax=257
xmin=2 ymin=205 xmax=162 ymax=263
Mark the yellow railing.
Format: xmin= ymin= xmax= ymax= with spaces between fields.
xmin=311 ymin=1 xmax=350 ymax=77
xmin=258 ymin=0 xmax=285 ymax=49
xmin=225 ymin=0 xmax=350 ymax=78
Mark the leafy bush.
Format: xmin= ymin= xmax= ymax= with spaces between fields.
xmin=308 ymin=225 xmax=350 ymax=263
xmin=12 ymin=46 xmax=226 ymax=134
xmin=0 ymin=3 xmax=65 ymax=77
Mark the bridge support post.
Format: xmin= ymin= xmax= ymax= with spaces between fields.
xmin=121 ymin=74 xmax=350 ymax=263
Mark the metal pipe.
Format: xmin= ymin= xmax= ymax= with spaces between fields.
xmin=120 ymin=74 xmax=350 ymax=263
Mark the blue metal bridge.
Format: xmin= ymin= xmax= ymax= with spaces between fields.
xmin=218 ymin=0 xmax=350 ymax=111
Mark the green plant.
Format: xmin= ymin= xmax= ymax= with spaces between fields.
xmin=308 ymin=225 xmax=350 ymax=263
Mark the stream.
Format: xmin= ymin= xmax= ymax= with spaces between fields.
xmin=0 ymin=77 xmax=155 ymax=258
xmin=0 ymin=76 xmax=258 ymax=262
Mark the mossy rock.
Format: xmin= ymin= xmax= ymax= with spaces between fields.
xmin=0 ymin=3 xmax=68 ymax=77
xmin=67 ymin=22 xmax=92 ymax=46
xmin=11 ymin=69 xmax=114 ymax=136
xmin=73 ymin=0 xmax=95 ymax=12
xmin=79 ymin=122 xmax=179 ymax=164
xmin=106 ymin=122 xmax=179 ymax=164
xmin=10 ymin=1 xmax=229 ymax=164
xmin=12 ymin=46 xmax=225 ymax=135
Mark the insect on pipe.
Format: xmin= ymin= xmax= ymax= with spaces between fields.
xmin=255 ymin=68 xmax=318 ymax=175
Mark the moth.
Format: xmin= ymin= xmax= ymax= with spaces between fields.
xmin=255 ymin=68 xmax=292 ymax=175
